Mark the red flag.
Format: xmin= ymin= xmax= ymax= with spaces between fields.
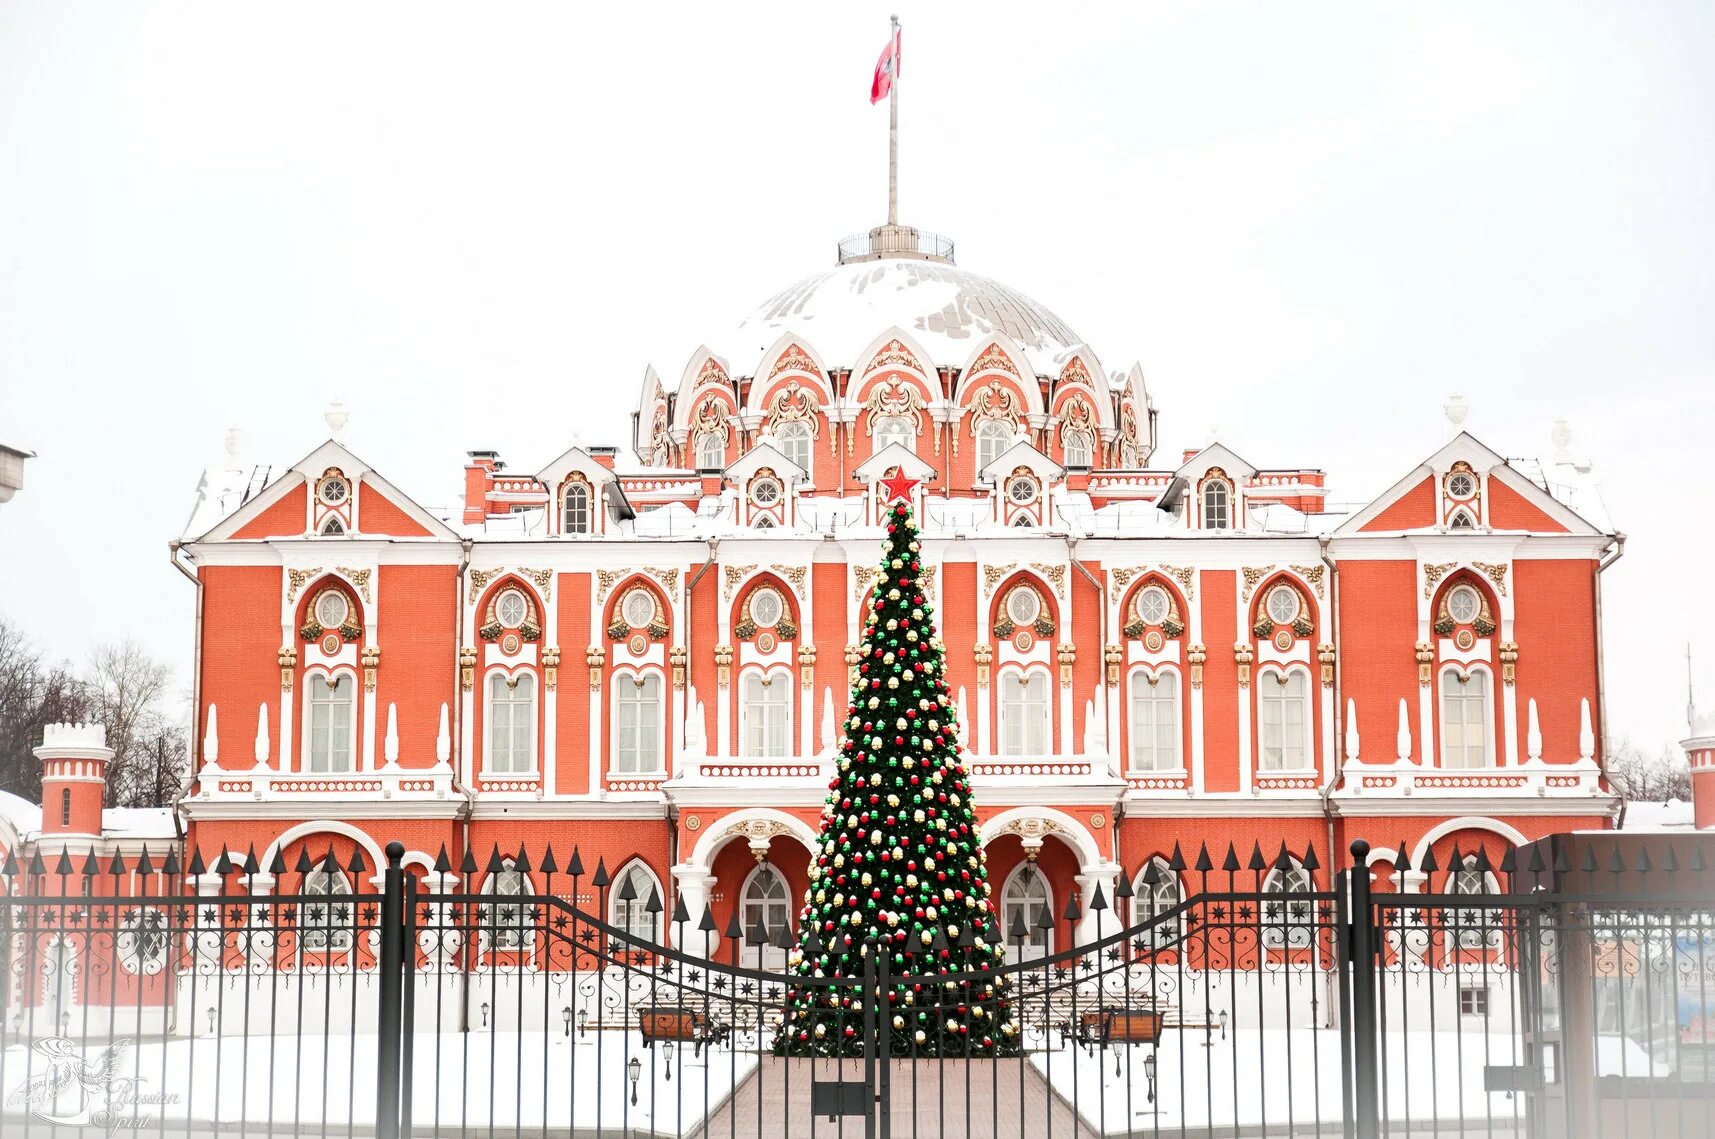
xmin=870 ymin=30 xmax=900 ymax=105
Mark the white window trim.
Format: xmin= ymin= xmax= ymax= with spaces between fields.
xmin=872 ymin=413 xmax=917 ymax=453
xmin=484 ymin=668 xmax=539 ymax=776
xmin=739 ymin=666 xmax=794 ymax=758
xmin=298 ymin=866 xmax=356 ymax=960
xmin=1256 ymin=666 xmax=1314 ymax=772
xmin=1437 ymin=664 xmax=1494 ymax=770
xmin=695 ymin=432 xmax=726 ymax=470
xmin=1133 ymin=857 xmax=1183 ymax=947
xmin=1000 ymin=863 xmax=1054 ymax=965
xmin=1127 ymin=666 xmax=1183 ymax=774
xmin=738 ymin=862 xmax=794 ymax=969
xmin=1260 ymin=859 xmax=1315 ymax=949
xmin=773 ymin=421 xmax=814 ymax=474
xmin=300 ymin=668 xmax=359 ymax=775
xmin=610 ymin=668 xmax=667 ymax=776
xmin=997 ymin=666 xmax=1052 ymax=757
xmin=1201 ymin=479 xmax=1232 ymax=530
xmin=608 ymin=859 xmax=666 ymax=944
xmin=562 ymin=482 xmax=592 ymax=535
xmin=976 ymin=420 xmax=1013 ymax=471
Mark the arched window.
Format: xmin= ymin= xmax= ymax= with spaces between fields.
xmin=1134 ymin=857 xmax=1182 ymax=947
xmin=1258 ymin=670 xmax=1311 ymax=771
xmin=608 ymin=862 xmax=662 ymax=945
xmin=613 ymin=673 xmax=663 ymax=773
xmin=1201 ymin=480 xmax=1231 ymax=529
xmin=753 ymin=514 xmax=776 ymax=529
xmin=695 ymin=432 xmax=726 ymax=470
xmin=998 ymin=670 xmax=1050 ymax=756
xmin=1440 ymin=670 xmax=1491 ymax=769
xmin=739 ymin=864 xmax=793 ymax=969
xmin=874 ymin=414 xmax=916 ymax=453
xmin=1063 ymin=431 xmax=1093 ymax=468
xmin=301 ymin=867 xmax=354 ymax=953
xmin=563 ymin=483 xmax=591 ymax=534
xmin=1000 ymin=863 xmax=1053 ymax=964
xmin=306 ymin=674 xmax=355 ymax=773
xmin=975 ymin=419 xmax=1012 ymax=471
xmin=481 ymin=861 xmax=530 ymax=953
xmin=1128 ymin=671 xmax=1179 ymax=772
xmin=774 ymin=421 xmax=813 ymax=473
xmin=1448 ymin=509 xmax=1476 ymax=530
xmin=1447 ymin=854 xmax=1503 ymax=950
xmin=487 ymin=673 xmax=536 ymax=773
xmin=742 ymin=670 xmax=791 ymax=757
xmin=320 ymin=516 xmax=346 ymax=536
xmin=1261 ymin=859 xmax=1315 ymax=949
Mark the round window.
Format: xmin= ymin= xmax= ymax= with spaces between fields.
xmin=1447 ymin=471 xmax=1476 ymax=500
xmin=314 ymin=590 xmax=349 ymax=629
xmin=318 ymin=477 xmax=349 ymax=505
xmin=1006 ymin=475 xmax=1038 ymax=505
xmin=1135 ymin=586 xmax=1170 ymax=626
xmin=1447 ymin=585 xmax=1481 ymax=625
xmin=1265 ymin=585 xmax=1301 ymax=626
xmin=749 ymin=587 xmax=784 ymax=628
xmin=751 ymin=477 xmax=782 ymax=507
xmin=1005 ymin=587 xmax=1040 ymax=626
xmin=621 ymin=588 xmax=656 ymax=629
xmin=495 ymin=588 xmax=529 ymax=629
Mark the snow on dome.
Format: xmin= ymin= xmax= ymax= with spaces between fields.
xmin=713 ymin=258 xmax=1086 ymax=379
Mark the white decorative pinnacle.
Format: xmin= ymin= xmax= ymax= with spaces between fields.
xmin=254 ymin=704 xmax=270 ymax=766
xmin=1443 ymin=394 xmax=1469 ymax=430
xmin=384 ymin=703 xmax=400 ymax=767
xmin=1578 ymin=698 xmax=1595 ymax=763
xmin=1396 ymin=698 xmax=1412 ymax=765
xmin=324 ymin=399 xmax=349 ymax=440
xmin=41 ymin=722 xmax=108 ymax=750
xmin=1527 ymin=698 xmax=1543 ymax=762
xmin=682 ymin=686 xmax=707 ymax=758
xmin=435 ymin=703 xmax=452 ymax=768
xmin=202 ymin=705 xmax=222 ymax=773
xmin=1344 ymin=698 xmax=1359 ymax=762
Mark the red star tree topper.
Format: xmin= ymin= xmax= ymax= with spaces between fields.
xmin=776 ymin=495 xmax=1016 ymax=1058
xmin=878 ymin=468 xmax=920 ymax=503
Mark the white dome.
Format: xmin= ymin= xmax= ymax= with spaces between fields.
xmin=713 ymin=258 xmax=1087 ymax=380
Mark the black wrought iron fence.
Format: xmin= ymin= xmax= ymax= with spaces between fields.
xmin=1 ymin=837 xmax=1709 ymax=1138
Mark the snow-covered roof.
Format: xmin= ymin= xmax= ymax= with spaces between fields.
xmin=1508 ymin=456 xmax=1614 ymax=534
xmin=710 ymin=258 xmax=1087 ymax=379
xmin=1614 ymin=798 xmax=1697 ymax=833
xmin=103 ymin=807 xmax=178 ymax=841
xmin=0 ymin=790 xmax=41 ymax=839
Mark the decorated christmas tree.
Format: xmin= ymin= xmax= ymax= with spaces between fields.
xmin=778 ymin=474 xmax=1016 ymax=1057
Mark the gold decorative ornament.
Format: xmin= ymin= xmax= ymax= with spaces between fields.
xmin=541 ymin=646 xmax=561 ymax=691
xmin=334 ymin=566 xmax=373 ymax=603
xmin=769 ymin=564 xmax=808 ymax=598
xmin=1415 ymin=642 xmax=1435 ymax=687
xmin=1090 ymin=814 xmax=1106 ymax=831
xmin=853 ymin=565 xmax=880 ymax=603
xmin=973 ymin=644 xmax=993 ymax=689
xmin=360 ymin=645 xmax=380 ymax=692
xmin=982 ymin=564 xmax=1017 ymax=597
xmin=519 ymin=567 xmax=553 ymax=600
xmin=1056 ymin=643 xmax=1077 ymax=688
xmin=1317 ymin=643 xmax=1336 ymax=687
xmin=1233 ymin=643 xmax=1255 ymax=688
xmin=585 ymin=644 xmax=605 ymax=690
xmin=1030 ymin=563 xmax=1067 ymax=597
xmin=669 ymin=645 xmax=687 ymax=691
xmin=1240 ymin=566 xmax=1276 ymax=602
xmin=467 ymin=568 xmax=499 ymax=604
xmin=1188 ymin=644 xmax=1208 ymax=690
xmin=1104 ymin=643 xmax=1125 ymax=685
xmin=594 ymin=568 xmax=626 ymax=603
xmin=459 ymin=646 xmax=478 ymax=692
xmin=684 ymin=814 xmax=701 ymax=832
xmin=286 ymin=567 xmax=324 ymax=603
xmin=723 ymin=565 xmax=757 ymax=601
xmin=844 ymin=642 xmax=862 ymax=686
xmin=1290 ymin=564 xmax=1326 ymax=599
xmin=1471 ymin=561 xmax=1510 ymax=597
xmin=277 ymin=646 xmax=298 ymax=691
xmin=714 ymin=643 xmax=734 ymax=690
xmin=798 ymin=643 xmax=817 ymax=690
xmin=1421 ymin=562 xmax=1455 ymax=599
xmin=1498 ymin=641 xmax=1519 ymax=686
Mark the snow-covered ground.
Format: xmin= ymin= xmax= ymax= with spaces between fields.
xmin=2 ymin=1029 xmax=757 ymax=1135
xmin=1030 ymin=1027 xmax=1668 ymax=1135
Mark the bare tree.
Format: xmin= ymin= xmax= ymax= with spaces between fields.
xmin=1607 ymin=738 xmax=1693 ymax=802
xmin=0 ymin=619 xmax=91 ymax=803
xmin=85 ymin=639 xmax=185 ymax=809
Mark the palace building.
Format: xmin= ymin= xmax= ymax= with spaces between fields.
xmin=4 ymin=220 xmax=1638 ymax=970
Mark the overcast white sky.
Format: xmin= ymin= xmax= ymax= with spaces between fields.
xmin=1 ymin=2 xmax=1711 ymax=754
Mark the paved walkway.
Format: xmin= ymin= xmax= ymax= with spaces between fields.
xmin=692 ymin=1056 xmax=1081 ymax=1138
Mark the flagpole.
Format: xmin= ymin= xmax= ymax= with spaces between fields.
xmin=887 ymin=14 xmax=899 ymax=227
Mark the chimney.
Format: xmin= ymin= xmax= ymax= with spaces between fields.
xmin=35 ymin=723 xmax=114 ymax=837
xmin=464 ymin=450 xmax=500 ymax=524
xmin=588 ymin=445 xmax=617 ymax=471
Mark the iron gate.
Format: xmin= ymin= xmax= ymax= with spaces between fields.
xmin=1 ymin=837 xmax=1710 ymax=1137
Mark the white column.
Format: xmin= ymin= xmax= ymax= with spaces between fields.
xmin=1418 ymin=682 xmax=1436 ymax=769
xmin=1237 ymin=676 xmax=1253 ymax=794
xmin=1501 ymin=676 xmax=1520 ymax=767
xmin=671 ymin=865 xmax=717 ymax=957
xmin=544 ymin=588 xmax=558 ymax=796
xmin=1073 ymin=861 xmax=1122 ymax=947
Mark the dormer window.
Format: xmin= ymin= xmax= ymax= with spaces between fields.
xmin=976 ymin=420 xmax=1012 ymax=470
xmin=1006 ymin=474 xmax=1038 ymax=505
xmin=1448 ymin=471 xmax=1476 ymax=500
xmin=775 ymin=421 xmax=812 ymax=472
xmin=695 ymin=432 xmax=725 ymax=470
xmin=1063 ymin=431 xmax=1092 ymax=468
xmin=874 ymin=415 xmax=915 ymax=453
xmin=1201 ymin=479 xmax=1231 ymax=529
xmin=563 ymin=482 xmax=591 ymax=534
xmin=318 ymin=476 xmax=349 ymax=506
